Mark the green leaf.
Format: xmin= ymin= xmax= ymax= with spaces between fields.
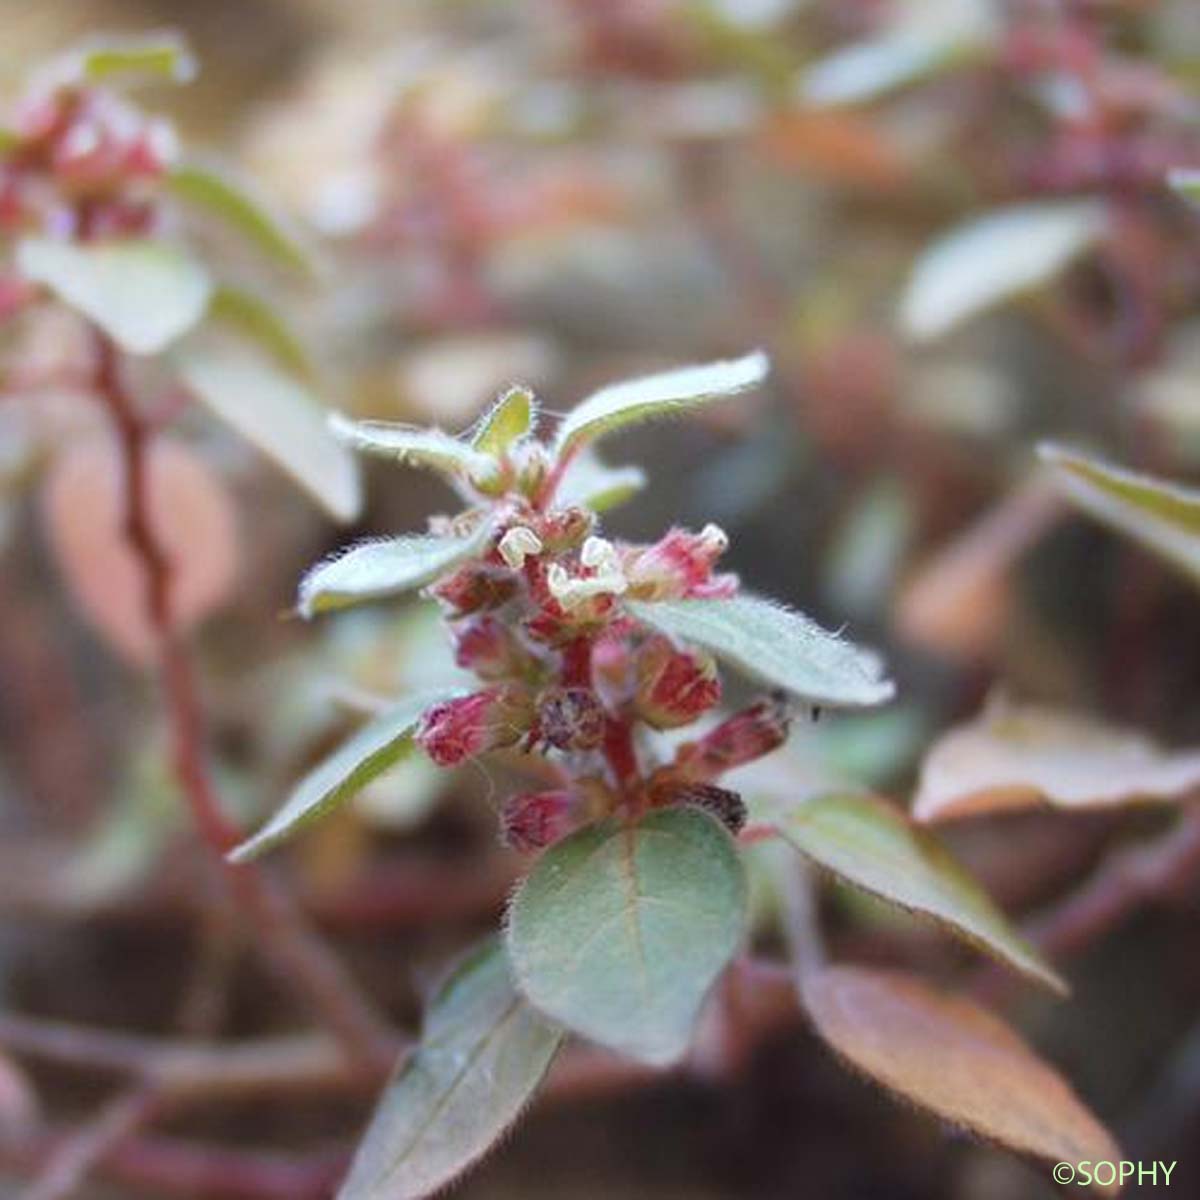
xmin=177 ymin=347 xmax=360 ymax=522
xmin=1168 ymin=168 xmax=1200 ymax=204
xmin=471 ymin=386 xmax=534 ymax=455
xmin=76 ymin=33 xmax=196 ymax=85
xmin=298 ymin=524 xmax=493 ymax=618
xmin=774 ymin=792 xmax=1065 ymax=993
xmin=506 ymin=807 xmax=747 ymax=1066
xmin=1038 ymin=443 xmax=1200 ymax=587
xmin=205 ymin=285 xmax=312 ymax=379
xmin=555 ymin=450 xmax=646 ymax=513
xmin=230 ymin=688 xmax=459 ymax=862
xmin=552 ymin=350 xmax=768 ymax=459
xmin=330 ymin=414 xmax=500 ymax=489
xmin=17 ymin=238 xmax=212 ymax=355
xmin=168 ymin=161 xmax=315 ymax=275
xmin=339 ymin=939 xmax=562 ymax=1200
xmin=900 ymin=201 xmax=1106 ymax=341
xmin=627 ymin=594 xmax=894 ymax=708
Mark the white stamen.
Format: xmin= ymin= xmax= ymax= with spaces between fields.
xmin=498 ymin=525 xmax=543 ymax=569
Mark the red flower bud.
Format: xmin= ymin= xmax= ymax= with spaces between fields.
xmin=500 ymin=789 xmax=578 ymax=851
xmin=625 ymin=524 xmax=736 ymax=600
xmin=452 ymin=614 xmax=535 ymax=681
xmin=634 ymin=635 xmax=720 ymax=729
xmin=416 ymin=686 xmax=530 ymax=766
xmin=430 ymin=562 xmax=518 ymax=616
xmin=536 ymin=686 xmax=607 ymax=750
xmin=677 ymin=694 xmax=792 ymax=780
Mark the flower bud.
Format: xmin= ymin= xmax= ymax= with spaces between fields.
xmin=678 ymin=694 xmax=792 ymax=780
xmin=538 ymin=506 xmax=594 ymax=553
xmin=625 ymin=524 xmax=736 ymax=600
xmin=452 ymin=614 xmax=534 ymax=681
xmin=634 ymin=635 xmax=720 ymax=729
xmin=537 ymin=686 xmax=607 ymax=751
xmin=500 ymin=789 xmax=578 ymax=851
xmin=430 ymin=562 xmax=518 ymax=615
xmin=416 ymin=685 xmax=531 ymax=766
xmin=657 ymin=782 xmax=746 ymax=835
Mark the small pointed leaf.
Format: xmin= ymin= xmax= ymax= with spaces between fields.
xmin=471 ymin=386 xmax=534 ymax=455
xmin=1039 ymin=443 xmax=1200 ymax=587
xmin=230 ymin=688 xmax=459 ymax=862
xmin=801 ymin=966 xmax=1120 ymax=1185
xmin=914 ymin=697 xmax=1200 ymax=822
xmin=17 ymin=238 xmax=211 ymax=355
xmin=168 ymin=161 xmax=315 ymax=275
xmin=628 ymin=594 xmax=894 ymax=708
xmin=299 ymin=524 xmax=493 ymax=618
xmin=177 ymin=347 xmax=359 ymax=522
xmin=76 ymin=34 xmax=196 ymax=85
xmin=339 ymin=939 xmax=562 ymax=1200
xmin=901 ymin=201 xmax=1106 ymax=341
xmin=506 ymin=807 xmax=747 ymax=1066
xmin=205 ymin=285 xmax=312 ymax=379
xmin=553 ymin=351 xmax=768 ymax=459
xmin=330 ymin=414 xmax=500 ymax=488
xmin=555 ymin=450 xmax=646 ymax=513
xmin=775 ymin=792 xmax=1064 ymax=993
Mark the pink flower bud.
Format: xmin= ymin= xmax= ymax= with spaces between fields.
xmin=452 ymin=614 xmax=534 ymax=681
xmin=416 ymin=686 xmax=530 ymax=766
xmin=537 ymin=506 xmax=593 ymax=552
xmin=634 ymin=635 xmax=720 ymax=729
xmin=677 ymin=694 xmax=792 ymax=780
xmin=536 ymin=686 xmax=607 ymax=750
xmin=430 ymin=562 xmax=518 ymax=615
xmin=625 ymin=524 xmax=736 ymax=600
xmin=500 ymin=789 xmax=578 ymax=851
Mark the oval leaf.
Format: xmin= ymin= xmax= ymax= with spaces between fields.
xmin=914 ymin=697 xmax=1200 ymax=822
xmin=40 ymin=435 xmax=238 ymax=666
xmin=299 ymin=524 xmax=493 ymax=618
xmin=205 ymin=284 xmax=313 ymax=379
xmin=471 ymin=386 xmax=534 ymax=455
xmin=1039 ymin=443 xmax=1200 ymax=587
xmin=330 ymin=414 xmax=499 ymax=487
xmin=775 ymin=792 xmax=1064 ymax=993
xmin=339 ymin=940 xmax=562 ymax=1200
xmin=900 ymin=201 xmax=1106 ymax=341
xmin=177 ymin=347 xmax=360 ymax=522
xmin=800 ymin=965 xmax=1120 ymax=1184
xmin=17 ymin=238 xmax=212 ymax=355
xmin=553 ymin=350 xmax=768 ymax=459
xmin=230 ymin=688 xmax=460 ymax=862
xmin=168 ymin=161 xmax=315 ymax=275
xmin=627 ymin=594 xmax=894 ymax=708
xmin=506 ymin=807 xmax=747 ymax=1066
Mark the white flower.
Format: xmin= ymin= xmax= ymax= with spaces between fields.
xmin=498 ymin=525 xmax=543 ymax=569
xmin=547 ymin=538 xmax=628 ymax=610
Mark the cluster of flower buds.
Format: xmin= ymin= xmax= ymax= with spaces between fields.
xmin=412 ymin=485 xmax=790 ymax=851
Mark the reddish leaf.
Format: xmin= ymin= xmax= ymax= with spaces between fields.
xmin=41 ymin=436 xmax=238 ymax=665
xmin=801 ymin=965 xmax=1120 ymax=1186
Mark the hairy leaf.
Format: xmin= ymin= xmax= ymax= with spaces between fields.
xmin=76 ymin=33 xmax=196 ymax=84
xmin=168 ymin=161 xmax=315 ymax=275
xmin=330 ymin=415 xmax=500 ymax=488
xmin=628 ymin=594 xmax=894 ymax=708
xmin=40 ymin=435 xmax=237 ymax=666
xmin=506 ymin=807 xmax=747 ymax=1065
xmin=900 ymin=201 xmax=1106 ymax=341
xmin=553 ymin=351 xmax=768 ymax=459
xmin=1039 ymin=443 xmax=1200 ymax=587
xmin=775 ymin=793 xmax=1063 ymax=993
xmin=299 ymin=525 xmax=493 ymax=618
xmin=177 ymin=347 xmax=360 ymax=522
xmin=231 ymin=689 xmax=460 ymax=862
xmin=205 ymin=285 xmax=312 ymax=379
xmin=801 ymin=966 xmax=1120 ymax=1185
xmin=339 ymin=939 xmax=561 ymax=1200
xmin=471 ymin=386 xmax=534 ymax=455
xmin=17 ymin=238 xmax=212 ymax=355
xmin=914 ymin=697 xmax=1200 ymax=822
xmin=554 ymin=450 xmax=646 ymax=513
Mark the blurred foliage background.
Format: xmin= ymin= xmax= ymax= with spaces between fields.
xmin=1 ymin=1 xmax=1199 ymax=1197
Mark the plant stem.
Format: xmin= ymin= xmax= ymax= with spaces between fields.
xmin=90 ymin=327 xmax=393 ymax=1077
